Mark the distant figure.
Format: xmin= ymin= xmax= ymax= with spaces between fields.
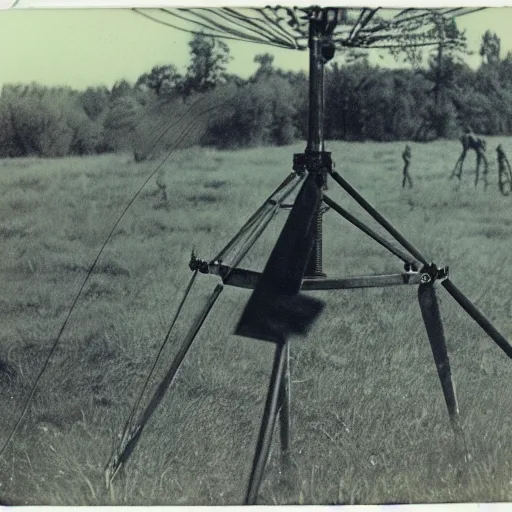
xmin=451 ymin=127 xmax=488 ymax=188
xmin=156 ymin=174 xmax=167 ymax=203
xmin=497 ymin=144 xmax=512 ymax=196
xmin=402 ymin=144 xmax=413 ymax=189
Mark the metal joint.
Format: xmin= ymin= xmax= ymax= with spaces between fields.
xmin=268 ymin=199 xmax=295 ymax=210
xmin=321 ymin=41 xmax=335 ymax=62
xmin=189 ymin=251 xmax=210 ymax=274
xmin=420 ymin=263 xmax=449 ymax=284
xmin=292 ymin=155 xmax=307 ymax=176
xmin=293 ymin=151 xmax=332 ymax=187
xmin=310 ymin=8 xmax=338 ymax=62
xmin=404 ymin=262 xmax=420 ymax=274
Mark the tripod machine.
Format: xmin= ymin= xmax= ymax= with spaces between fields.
xmin=450 ymin=133 xmax=489 ymax=189
xmin=107 ymin=8 xmax=512 ymax=505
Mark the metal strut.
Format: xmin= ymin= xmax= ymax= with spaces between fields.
xmin=293 ymin=152 xmax=331 ymax=278
xmin=107 ymin=172 xmax=304 ymax=490
xmin=186 ymin=99 xmax=512 ymax=510
xmin=418 ymin=278 xmax=468 ymax=461
xmin=111 ymin=6 xmax=512 ymax=506
xmin=106 ymin=283 xmax=224 ymax=487
xmin=325 ymin=161 xmax=512 ymax=460
xmin=300 ymin=8 xmax=338 ymax=279
xmin=244 ymin=341 xmax=290 ymax=505
xmin=243 ymin=11 xmax=341 ymax=503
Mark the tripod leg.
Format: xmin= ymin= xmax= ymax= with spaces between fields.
xmin=475 ymin=155 xmax=480 ymax=187
xmin=459 ymin=150 xmax=467 ymax=179
xmin=456 ymin=149 xmax=468 ymax=180
xmin=278 ymin=341 xmax=291 ymax=454
xmin=245 ymin=341 xmax=288 ymax=505
xmin=106 ymin=283 xmax=224 ymax=486
xmin=418 ymin=283 xmax=468 ymax=461
xmin=451 ymin=154 xmax=463 ymax=180
xmin=483 ymin=155 xmax=489 ymax=191
xmin=507 ymin=160 xmax=512 ymax=195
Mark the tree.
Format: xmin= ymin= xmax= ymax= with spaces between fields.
xmin=182 ymin=32 xmax=231 ymax=94
xmin=428 ymin=17 xmax=467 ymax=137
xmin=103 ymin=95 xmax=140 ymax=151
xmin=387 ymin=12 xmax=468 ymax=138
xmin=401 ymin=16 xmax=467 ymax=138
xmin=206 ymin=74 xmax=298 ymax=149
xmin=253 ymin=53 xmax=275 ymax=79
xmin=110 ymin=80 xmax=132 ymax=101
xmin=80 ymin=86 xmax=109 ymax=121
xmin=480 ymin=30 xmax=501 ymax=66
xmin=136 ymin=64 xmax=183 ymax=97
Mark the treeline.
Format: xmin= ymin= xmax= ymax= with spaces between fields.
xmin=1 ymin=28 xmax=512 ymax=159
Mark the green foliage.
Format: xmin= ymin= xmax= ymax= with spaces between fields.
xmin=2 ymin=22 xmax=512 ymax=158
xmin=480 ymin=30 xmax=501 ymax=66
xmin=110 ymin=80 xmax=133 ymax=101
xmin=206 ymin=74 xmax=298 ymax=149
xmin=135 ymin=64 xmax=183 ymax=98
xmin=253 ymin=53 xmax=275 ymax=80
xmin=0 ymin=84 xmax=104 ymax=158
xmin=80 ymin=87 xmax=109 ymax=121
xmin=103 ymin=95 xmax=141 ymax=152
xmin=68 ymin=110 xmax=104 ymax=156
xmin=182 ymin=31 xmax=232 ymax=95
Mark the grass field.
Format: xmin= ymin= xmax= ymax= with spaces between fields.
xmin=1 ymin=138 xmax=512 ymax=505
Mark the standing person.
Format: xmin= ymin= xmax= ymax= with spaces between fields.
xmin=402 ymin=144 xmax=413 ymax=189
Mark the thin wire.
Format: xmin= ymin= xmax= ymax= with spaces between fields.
xmin=350 ymin=40 xmax=442 ymax=50
xmin=212 ymin=8 xmax=276 ymax=41
xmin=220 ymin=177 xmax=302 ymax=268
xmin=213 ymin=8 xmax=295 ymax=48
xmin=258 ymin=8 xmax=301 ymax=48
xmin=135 ymin=6 xmax=483 ymax=52
xmin=134 ymin=9 xmax=295 ymax=50
xmin=244 ymin=7 xmax=300 ymax=47
xmin=180 ymin=8 xmax=291 ymax=48
xmin=350 ymin=9 xmax=379 ymax=43
xmin=133 ymin=93 xmax=212 ymax=163
xmin=0 ymin=90 xmax=234 ymax=461
xmin=108 ymin=283 xmax=224 ymax=484
xmin=189 ymin=6 xmax=298 ymax=47
xmin=221 ymin=177 xmax=304 ymax=282
xmin=225 ymin=207 xmax=279 ymax=275
xmin=212 ymin=173 xmax=298 ymax=263
xmin=107 ymin=181 xmax=293 ymax=476
xmin=143 ymin=93 xmax=222 ymax=159
xmin=168 ymin=8 xmax=250 ymax=39
xmin=347 ymin=8 xmax=368 ymax=44
xmin=220 ymin=7 xmax=296 ymax=48
xmin=119 ymin=270 xmax=198 ymax=449
xmin=165 ymin=7 xmax=287 ymax=47
xmin=346 ymin=7 xmax=483 ymax=45
xmin=109 ymin=205 xmax=279 ymax=470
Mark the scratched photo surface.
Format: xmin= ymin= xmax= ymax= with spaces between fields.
xmin=1 ymin=6 xmax=512 ymax=506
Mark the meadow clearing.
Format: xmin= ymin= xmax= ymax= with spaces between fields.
xmin=1 ymin=138 xmax=512 ymax=505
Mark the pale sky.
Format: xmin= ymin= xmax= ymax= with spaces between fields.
xmin=0 ymin=8 xmax=511 ymax=90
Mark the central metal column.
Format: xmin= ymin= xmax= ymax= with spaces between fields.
xmin=304 ymin=16 xmax=328 ymax=278
xmin=306 ymin=19 xmax=325 ymax=154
